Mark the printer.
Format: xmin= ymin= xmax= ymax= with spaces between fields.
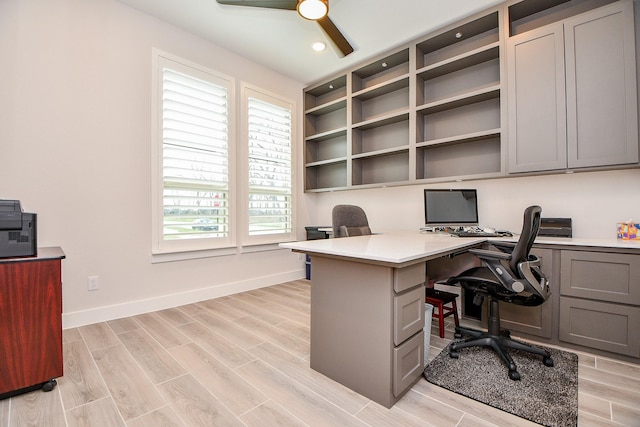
xmin=0 ymin=200 xmax=37 ymax=258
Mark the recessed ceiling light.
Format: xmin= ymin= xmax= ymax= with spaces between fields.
xmin=312 ymin=41 xmax=326 ymax=52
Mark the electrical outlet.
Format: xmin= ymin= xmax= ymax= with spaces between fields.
xmin=88 ymin=276 xmax=99 ymax=291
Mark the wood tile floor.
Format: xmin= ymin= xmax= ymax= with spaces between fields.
xmin=1 ymin=279 xmax=639 ymax=426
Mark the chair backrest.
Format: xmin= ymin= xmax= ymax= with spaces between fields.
xmin=332 ymin=205 xmax=370 ymax=238
xmin=509 ymin=205 xmax=542 ymax=274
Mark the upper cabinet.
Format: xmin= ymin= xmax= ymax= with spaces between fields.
xmin=507 ymin=0 xmax=638 ymax=173
xmin=303 ymin=0 xmax=639 ymax=192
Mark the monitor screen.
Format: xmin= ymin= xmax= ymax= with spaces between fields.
xmin=424 ymin=189 xmax=479 ymax=227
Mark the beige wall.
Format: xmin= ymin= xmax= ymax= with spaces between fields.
xmin=0 ymin=0 xmax=311 ymax=328
xmin=311 ymin=168 xmax=640 ymax=238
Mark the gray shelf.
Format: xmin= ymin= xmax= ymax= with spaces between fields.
xmin=305 ymin=97 xmax=347 ymax=116
xmin=417 ymin=85 xmax=500 ymax=115
xmin=417 ymin=43 xmax=499 ymax=80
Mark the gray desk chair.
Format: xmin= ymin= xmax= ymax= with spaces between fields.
xmin=332 ymin=205 xmax=372 ymax=237
xmin=445 ymin=205 xmax=554 ymax=380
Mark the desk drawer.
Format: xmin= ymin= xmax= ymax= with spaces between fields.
xmin=560 ymin=251 xmax=640 ymax=305
xmin=394 ymin=263 xmax=426 ymax=293
xmin=393 ymin=330 xmax=424 ymax=397
xmin=394 ymin=286 xmax=425 ymax=345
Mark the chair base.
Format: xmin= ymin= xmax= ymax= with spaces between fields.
xmin=448 ymin=300 xmax=554 ymax=380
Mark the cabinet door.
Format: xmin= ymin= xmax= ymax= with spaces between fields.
xmin=507 ymin=24 xmax=567 ymax=173
xmin=560 ymin=250 xmax=640 ymax=305
xmin=565 ymin=1 xmax=639 ymax=168
xmin=559 ymin=296 xmax=640 ymax=357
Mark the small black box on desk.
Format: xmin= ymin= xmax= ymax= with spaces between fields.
xmin=539 ymin=218 xmax=572 ymax=238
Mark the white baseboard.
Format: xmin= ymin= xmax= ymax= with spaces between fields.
xmin=62 ymin=269 xmax=306 ymax=329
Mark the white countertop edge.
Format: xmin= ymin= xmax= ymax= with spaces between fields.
xmin=280 ymin=231 xmax=640 ymax=264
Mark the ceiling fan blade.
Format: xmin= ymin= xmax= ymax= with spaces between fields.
xmin=215 ymin=0 xmax=297 ymax=10
xmin=317 ymin=15 xmax=354 ymax=57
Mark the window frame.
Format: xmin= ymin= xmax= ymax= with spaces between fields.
xmin=240 ymin=83 xmax=296 ymax=247
xmin=151 ymin=49 xmax=237 ymax=256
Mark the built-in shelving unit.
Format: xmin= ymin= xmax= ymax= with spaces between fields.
xmin=303 ymin=0 xmax=638 ymax=191
xmin=303 ymin=6 xmax=504 ymax=192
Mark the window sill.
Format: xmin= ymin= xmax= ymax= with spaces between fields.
xmin=151 ymin=247 xmax=238 ymax=263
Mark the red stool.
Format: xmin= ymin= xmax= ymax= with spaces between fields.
xmin=425 ymin=288 xmax=460 ymax=338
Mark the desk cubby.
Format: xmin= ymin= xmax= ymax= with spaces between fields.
xmin=305 ymin=129 xmax=347 ymax=164
xmin=352 ymin=49 xmax=410 ymax=92
xmin=353 ymin=150 xmax=410 ymax=186
xmin=417 ymin=136 xmax=501 ymax=180
xmin=305 ymin=160 xmax=347 ymax=190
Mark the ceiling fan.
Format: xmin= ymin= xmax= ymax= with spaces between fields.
xmin=215 ymin=0 xmax=354 ymax=57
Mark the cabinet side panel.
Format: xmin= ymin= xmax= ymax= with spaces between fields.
xmin=309 ymin=256 xmax=395 ymax=406
xmin=0 ymin=259 xmax=63 ymax=394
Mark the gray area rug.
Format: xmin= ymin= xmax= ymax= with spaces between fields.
xmin=424 ymin=341 xmax=578 ymax=427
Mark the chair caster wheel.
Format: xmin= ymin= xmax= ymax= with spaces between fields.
xmin=454 ymin=332 xmax=462 ymax=339
xmin=543 ymin=356 xmax=554 ymax=367
xmin=508 ymin=370 xmax=521 ymax=381
xmin=449 ymin=350 xmax=459 ymax=359
xmin=41 ymin=378 xmax=57 ymax=392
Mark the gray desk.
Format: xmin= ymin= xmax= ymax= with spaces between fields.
xmin=283 ymin=232 xmax=640 ymax=405
xmin=280 ymin=232 xmax=486 ymax=407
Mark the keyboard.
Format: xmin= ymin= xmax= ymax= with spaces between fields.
xmin=450 ymin=231 xmax=512 ymax=238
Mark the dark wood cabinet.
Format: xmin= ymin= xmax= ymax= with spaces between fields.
xmin=0 ymin=247 xmax=65 ymax=397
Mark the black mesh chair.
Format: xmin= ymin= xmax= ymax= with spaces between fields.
xmin=446 ymin=205 xmax=554 ymax=380
xmin=332 ymin=205 xmax=372 ymax=238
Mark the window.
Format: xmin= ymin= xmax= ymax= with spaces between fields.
xmin=152 ymin=52 xmax=235 ymax=254
xmin=243 ymin=85 xmax=295 ymax=245
xmin=152 ymin=52 xmax=296 ymax=257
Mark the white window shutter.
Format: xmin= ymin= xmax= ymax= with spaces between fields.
xmin=160 ymin=66 xmax=230 ymax=243
xmin=247 ymin=95 xmax=293 ymax=237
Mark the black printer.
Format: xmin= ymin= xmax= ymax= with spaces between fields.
xmin=0 ymin=200 xmax=37 ymax=258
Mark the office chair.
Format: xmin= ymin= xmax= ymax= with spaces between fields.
xmin=446 ymin=205 xmax=553 ymax=380
xmin=332 ymin=205 xmax=372 ymax=237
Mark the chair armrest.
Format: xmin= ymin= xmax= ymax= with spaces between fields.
xmin=469 ymin=248 xmax=512 ymax=261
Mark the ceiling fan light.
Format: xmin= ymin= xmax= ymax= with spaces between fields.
xmin=312 ymin=41 xmax=326 ymax=52
xmin=297 ymin=0 xmax=328 ymax=20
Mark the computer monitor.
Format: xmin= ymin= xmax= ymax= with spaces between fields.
xmin=424 ymin=189 xmax=479 ymax=228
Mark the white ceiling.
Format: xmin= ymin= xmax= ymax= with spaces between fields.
xmin=116 ymin=0 xmax=504 ymax=85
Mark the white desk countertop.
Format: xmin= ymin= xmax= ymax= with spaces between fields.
xmin=280 ymin=231 xmax=640 ymax=264
xmin=280 ymin=231 xmax=486 ymax=264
